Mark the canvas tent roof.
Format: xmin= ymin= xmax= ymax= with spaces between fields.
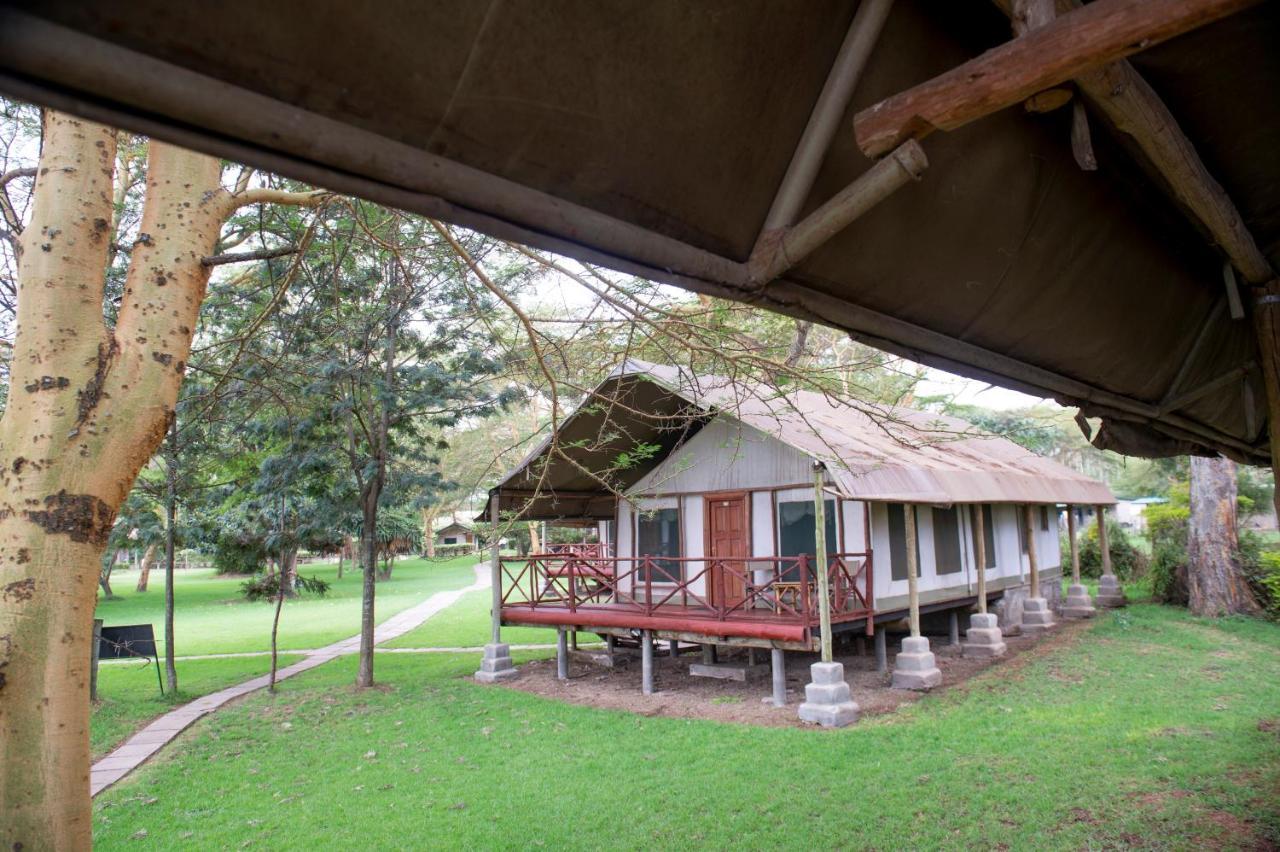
xmin=1 ymin=1 xmax=1275 ymax=466
xmin=485 ymin=362 xmax=1114 ymax=520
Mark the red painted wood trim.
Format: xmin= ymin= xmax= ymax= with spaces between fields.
xmin=501 ymin=606 xmax=809 ymax=643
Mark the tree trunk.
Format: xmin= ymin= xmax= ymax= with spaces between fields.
xmin=1187 ymin=455 xmax=1261 ymax=617
xmin=528 ymin=521 xmax=542 ymax=554
xmin=99 ymin=555 xmax=117 ymax=599
xmin=357 ymin=487 xmax=380 ymax=688
xmin=0 ymin=115 xmax=224 ymax=848
xmin=423 ymin=507 xmax=437 ymax=558
xmin=164 ymin=416 xmax=179 ymax=692
xmin=135 ymin=542 xmax=159 ymax=593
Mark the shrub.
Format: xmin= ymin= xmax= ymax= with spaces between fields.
xmin=1242 ymin=538 xmax=1280 ymax=620
xmin=1146 ymin=504 xmax=1189 ymax=604
xmin=1078 ymin=518 xmax=1147 ymax=581
xmin=241 ymin=573 xmax=331 ymax=602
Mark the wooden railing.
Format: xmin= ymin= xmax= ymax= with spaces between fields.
xmin=499 ymin=550 xmax=874 ymax=635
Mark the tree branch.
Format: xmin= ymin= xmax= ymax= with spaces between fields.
xmin=223 ymin=187 xmax=329 ymax=214
xmin=201 ymin=245 xmax=299 ymax=267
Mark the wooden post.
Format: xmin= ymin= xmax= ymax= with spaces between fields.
xmin=489 ymin=492 xmax=502 ymax=645
xmin=875 ymin=627 xmax=888 ymax=672
xmin=1097 ymin=504 xmax=1112 ymax=576
xmin=89 ymin=618 xmax=103 ymax=703
xmin=949 ymin=610 xmax=960 ymax=646
xmin=1025 ymin=505 xmax=1040 ymax=598
xmin=1253 ymin=279 xmax=1280 ymax=520
xmin=556 ymin=627 xmax=568 ymax=681
xmin=641 ymin=630 xmax=654 ymax=696
xmin=1068 ymin=506 xmax=1081 ymax=585
xmin=973 ymin=505 xmax=988 ymax=615
xmin=853 ymin=0 xmax=1258 ymax=157
xmin=770 ymin=648 xmax=787 ymax=707
xmin=905 ymin=504 xmax=920 ymax=638
xmin=813 ymin=463 xmax=833 ymax=663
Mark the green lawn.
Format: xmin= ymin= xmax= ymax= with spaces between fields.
xmin=380 ymin=585 xmax=558 ymax=648
xmin=94 ymin=603 xmax=1280 ymax=849
xmin=94 ymin=556 xmax=480 ymax=656
xmin=92 ymin=655 xmax=302 ymax=760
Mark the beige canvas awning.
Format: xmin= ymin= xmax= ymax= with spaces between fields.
xmin=2 ymin=1 xmax=1274 ymax=467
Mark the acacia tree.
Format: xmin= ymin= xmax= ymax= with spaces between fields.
xmin=0 ymin=110 xmax=323 ymax=848
xmin=1187 ymin=455 xmax=1262 ymax=616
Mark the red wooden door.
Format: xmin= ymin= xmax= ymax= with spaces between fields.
xmin=706 ymin=494 xmax=748 ymax=608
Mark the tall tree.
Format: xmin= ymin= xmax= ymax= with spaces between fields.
xmin=1187 ymin=455 xmax=1262 ymax=616
xmin=0 ymin=110 xmax=323 ymax=847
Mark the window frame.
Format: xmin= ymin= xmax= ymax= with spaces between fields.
xmin=775 ymin=497 xmax=839 ymax=584
xmin=636 ymin=505 xmax=683 ymax=584
xmin=932 ymin=506 xmax=963 ymax=576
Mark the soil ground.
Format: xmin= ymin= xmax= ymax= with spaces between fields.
xmin=505 ymin=619 xmax=1094 ymax=726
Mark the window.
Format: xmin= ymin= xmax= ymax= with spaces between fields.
xmin=1040 ymin=506 xmax=1050 ymax=531
xmin=969 ymin=504 xmax=996 ymax=569
xmin=932 ymin=507 xmax=962 ymax=575
xmin=777 ymin=499 xmax=837 ymax=582
xmin=1018 ymin=507 xmax=1029 ymax=554
xmin=888 ymin=504 xmax=918 ymax=582
xmin=443 ymin=536 xmax=457 ymax=545
xmin=637 ymin=507 xmax=681 ymax=583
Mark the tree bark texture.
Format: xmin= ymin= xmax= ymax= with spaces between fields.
xmin=357 ymin=488 xmax=379 ymax=688
xmin=1187 ymin=455 xmax=1261 ymax=617
xmin=134 ymin=542 xmax=159 ymax=593
xmin=0 ymin=111 xmax=261 ymax=848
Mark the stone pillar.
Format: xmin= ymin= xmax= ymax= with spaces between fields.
xmin=1020 ymin=505 xmax=1056 ymax=635
xmin=770 ymin=648 xmax=787 ymax=707
xmin=1062 ymin=506 xmax=1097 ymax=619
xmin=641 ymin=630 xmax=654 ymax=695
xmin=556 ymin=627 xmax=569 ymax=680
xmin=1094 ymin=504 xmax=1128 ymax=607
xmin=475 ymin=643 xmax=518 ymax=683
xmin=892 ymin=505 xmax=942 ymax=690
xmin=797 ymin=661 xmax=859 ymax=727
xmin=476 ymin=491 xmax=518 ymax=683
xmin=962 ymin=612 xmax=1007 ymax=658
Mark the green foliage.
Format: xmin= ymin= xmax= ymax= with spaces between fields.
xmin=1145 ymin=504 xmax=1189 ymax=604
xmin=1245 ymin=544 xmax=1280 ymax=621
xmin=1078 ymin=518 xmax=1147 ymax=581
xmin=240 ymin=572 xmax=331 ymax=602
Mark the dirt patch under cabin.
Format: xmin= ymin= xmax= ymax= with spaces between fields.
xmin=501 ymin=619 xmax=1094 ymax=727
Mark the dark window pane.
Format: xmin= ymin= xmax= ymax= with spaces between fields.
xmin=888 ymin=504 xmax=909 ymax=582
xmin=970 ymin=504 xmax=996 ymax=569
xmin=777 ymin=499 xmax=836 ymax=582
xmin=933 ymin=507 xmax=962 ymax=575
xmin=638 ymin=508 xmax=681 ymax=582
xmin=1040 ymin=506 xmax=1050 ymax=531
xmin=1017 ymin=507 xmax=1029 ymax=553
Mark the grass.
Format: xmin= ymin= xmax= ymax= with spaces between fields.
xmin=380 ymin=585 xmax=556 ymax=648
xmin=94 ymin=555 xmax=481 ymax=656
xmin=93 ymin=601 xmax=1280 ymax=849
xmin=92 ymin=655 xmax=302 ymax=760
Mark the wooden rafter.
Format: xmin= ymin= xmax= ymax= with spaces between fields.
xmin=853 ymin=0 xmax=1259 ymax=156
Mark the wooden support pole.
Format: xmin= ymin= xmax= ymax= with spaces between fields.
xmin=1097 ymin=505 xmax=1112 ymax=576
xmin=760 ymin=0 xmax=897 ymax=234
xmin=1253 ymin=280 xmax=1280 ymax=521
xmin=813 ymin=463 xmax=834 ymax=663
xmin=556 ymin=627 xmax=569 ymax=681
xmin=905 ymin=504 xmax=920 ymax=637
xmin=854 ymin=0 xmax=1259 ymax=158
xmin=641 ymin=630 xmax=654 ymax=696
xmin=751 ymin=140 xmax=927 ymax=284
xmin=989 ymin=0 xmax=1275 ymax=286
xmin=1068 ymin=506 xmax=1081 ymax=585
xmin=1025 ymin=505 xmax=1040 ymax=598
xmin=973 ymin=505 xmax=988 ymax=615
xmin=489 ymin=492 xmax=502 ymax=645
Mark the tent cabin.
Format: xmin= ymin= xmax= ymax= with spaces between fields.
xmin=482 ymin=363 xmax=1114 ymax=697
xmin=434 ymin=521 xmax=476 ymax=550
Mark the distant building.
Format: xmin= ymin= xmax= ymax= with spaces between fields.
xmin=1114 ymin=497 xmax=1167 ymax=532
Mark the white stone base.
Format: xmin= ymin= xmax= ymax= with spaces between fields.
xmin=1021 ymin=597 xmax=1056 ymax=634
xmin=1061 ymin=584 xmax=1097 ymax=619
xmin=690 ymin=662 xmax=767 ymax=682
xmin=1096 ymin=574 xmax=1128 ymax=608
xmin=797 ymin=662 xmax=859 ymax=727
xmin=891 ymin=636 xmax=942 ymax=691
xmin=474 ymin=643 xmax=518 ymax=682
xmin=962 ymin=612 xmax=1007 ymax=658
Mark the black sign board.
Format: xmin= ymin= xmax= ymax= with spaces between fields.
xmin=98 ymin=623 xmax=164 ymax=695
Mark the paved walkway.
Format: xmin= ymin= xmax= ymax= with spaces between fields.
xmin=91 ymin=563 xmax=489 ymax=796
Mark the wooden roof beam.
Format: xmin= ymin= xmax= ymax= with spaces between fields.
xmin=989 ymin=0 xmax=1276 ymax=285
xmin=853 ymin=0 xmax=1259 ymax=154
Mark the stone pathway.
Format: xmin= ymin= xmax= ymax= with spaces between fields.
xmin=91 ymin=563 xmax=489 ymax=797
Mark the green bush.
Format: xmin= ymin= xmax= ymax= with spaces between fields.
xmin=1146 ymin=504 xmax=1189 ymax=604
xmin=1078 ymin=518 xmax=1147 ymax=581
xmin=1243 ymin=540 xmax=1280 ymax=620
